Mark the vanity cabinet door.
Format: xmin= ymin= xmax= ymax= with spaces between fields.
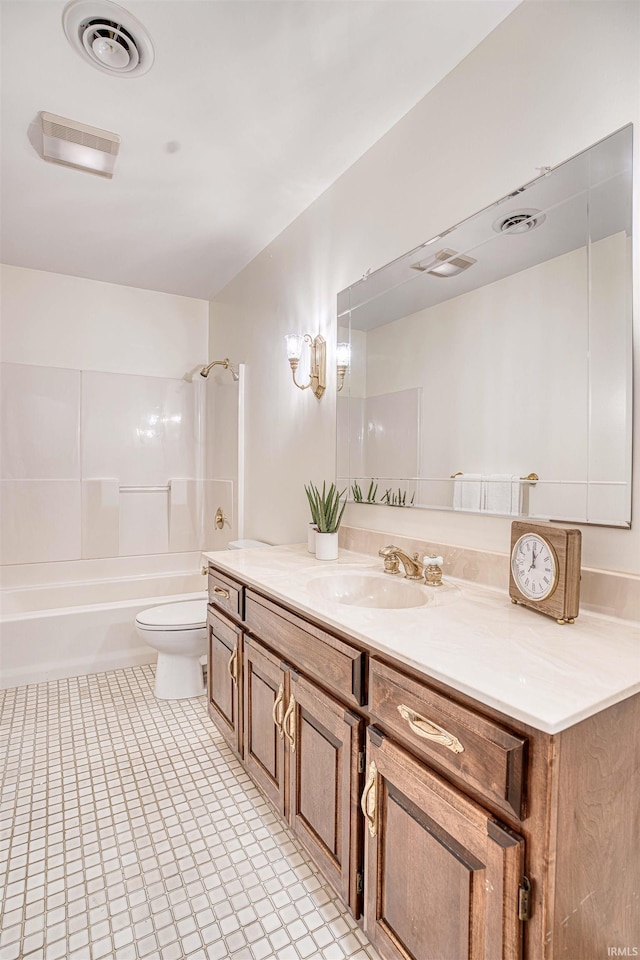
xmin=207 ymin=608 xmax=243 ymax=759
xmin=362 ymin=728 xmax=525 ymax=960
xmin=243 ymin=637 xmax=288 ymax=818
xmin=287 ymin=671 xmax=364 ymax=918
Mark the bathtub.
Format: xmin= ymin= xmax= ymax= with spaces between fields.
xmin=0 ymin=555 xmax=207 ymax=689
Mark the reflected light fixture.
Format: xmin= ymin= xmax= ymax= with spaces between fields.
xmin=336 ymin=342 xmax=351 ymax=392
xmin=41 ymin=111 xmax=120 ymax=178
xmin=285 ymin=333 xmax=326 ymax=399
xmin=410 ymin=248 xmax=477 ymax=277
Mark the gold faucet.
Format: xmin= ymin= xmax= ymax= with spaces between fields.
xmin=378 ymin=545 xmax=425 ymax=580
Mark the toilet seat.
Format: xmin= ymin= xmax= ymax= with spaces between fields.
xmin=136 ymin=599 xmax=207 ymax=631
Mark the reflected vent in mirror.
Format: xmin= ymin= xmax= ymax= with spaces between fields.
xmin=410 ymin=248 xmax=477 ymax=277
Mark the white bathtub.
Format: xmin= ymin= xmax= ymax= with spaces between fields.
xmin=0 ymin=557 xmax=207 ymax=689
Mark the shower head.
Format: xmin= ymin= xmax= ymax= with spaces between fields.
xmin=199 ymin=358 xmax=239 ymax=380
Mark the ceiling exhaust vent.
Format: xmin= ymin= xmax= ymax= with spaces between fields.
xmin=493 ymin=208 xmax=546 ymax=235
xmin=41 ymin=112 xmax=120 ymax=178
xmin=62 ymin=0 xmax=154 ymax=77
xmin=410 ymin=248 xmax=477 ymax=278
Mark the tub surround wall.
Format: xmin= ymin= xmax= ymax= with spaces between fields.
xmin=209 ymin=1 xmax=640 ymax=577
xmin=0 ymin=361 xmax=232 ymax=565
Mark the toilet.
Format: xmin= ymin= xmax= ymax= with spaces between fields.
xmin=136 ymin=599 xmax=208 ymax=700
xmin=137 ymin=539 xmax=269 ymax=700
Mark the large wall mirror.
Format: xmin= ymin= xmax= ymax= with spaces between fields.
xmin=337 ymin=125 xmax=633 ymax=527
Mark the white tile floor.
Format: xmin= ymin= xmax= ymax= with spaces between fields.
xmin=0 ymin=665 xmax=381 ymax=960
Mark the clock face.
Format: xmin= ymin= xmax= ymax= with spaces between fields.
xmin=510 ymin=533 xmax=558 ymax=601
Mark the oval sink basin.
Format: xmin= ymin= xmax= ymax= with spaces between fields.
xmin=307 ymin=572 xmax=428 ymax=609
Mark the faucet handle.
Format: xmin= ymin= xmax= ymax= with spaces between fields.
xmin=379 ymin=545 xmax=401 ymax=575
xmin=424 ymin=555 xmax=444 ymax=587
xmin=379 ymin=544 xmax=399 ymax=556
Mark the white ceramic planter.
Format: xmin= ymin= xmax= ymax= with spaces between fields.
xmin=307 ymin=523 xmax=317 ymax=553
xmin=315 ymin=531 xmax=339 ymax=561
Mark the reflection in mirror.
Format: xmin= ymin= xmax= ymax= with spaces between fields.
xmin=337 ymin=125 xmax=633 ymax=527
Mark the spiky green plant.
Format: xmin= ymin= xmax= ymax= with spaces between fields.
xmin=305 ymin=481 xmax=347 ymax=533
xmin=304 ymin=483 xmax=321 ymax=526
xmin=351 ymin=482 xmax=363 ymax=503
xmin=366 ymin=481 xmax=378 ymax=503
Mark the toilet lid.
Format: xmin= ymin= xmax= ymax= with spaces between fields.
xmin=136 ymin=599 xmax=208 ymax=630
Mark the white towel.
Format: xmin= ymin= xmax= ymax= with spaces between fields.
xmin=482 ymin=475 xmax=522 ymax=515
xmin=453 ymin=473 xmax=482 ymax=511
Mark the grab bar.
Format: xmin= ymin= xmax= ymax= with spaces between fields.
xmin=119 ymin=485 xmax=170 ymax=493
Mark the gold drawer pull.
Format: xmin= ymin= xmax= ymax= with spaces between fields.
xmin=213 ymin=585 xmax=231 ymax=600
xmin=360 ymin=760 xmax=378 ymax=838
xmin=397 ymin=703 xmax=464 ymax=754
xmin=272 ymin=683 xmax=284 ymax=739
xmin=227 ymin=644 xmax=238 ymax=686
xmin=283 ymin=694 xmax=297 ymax=752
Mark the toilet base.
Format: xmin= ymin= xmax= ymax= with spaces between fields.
xmin=154 ymin=652 xmax=205 ymax=699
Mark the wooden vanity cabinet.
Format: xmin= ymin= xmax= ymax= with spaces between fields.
xmin=287 ymin=669 xmax=364 ymax=916
xmin=243 ymin=634 xmax=365 ymax=916
xmin=243 ymin=636 xmax=288 ymax=814
xmin=369 ymin=657 xmax=528 ymax=821
xmin=361 ymin=727 xmax=525 ymax=960
xmin=207 ymin=606 xmax=243 ymax=759
xmin=206 ymin=563 xmax=640 ymax=958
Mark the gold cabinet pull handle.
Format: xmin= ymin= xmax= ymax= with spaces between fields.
xmin=283 ymin=694 xmax=297 ymax=752
xmin=360 ymin=760 xmax=378 ymax=838
xmin=227 ymin=644 xmax=238 ymax=686
xmin=213 ymin=586 xmax=231 ymax=600
xmin=397 ymin=704 xmax=464 ymax=754
xmin=272 ymin=683 xmax=284 ymax=739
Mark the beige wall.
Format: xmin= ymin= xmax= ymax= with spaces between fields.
xmin=1 ymin=264 xmax=208 ymax=378
xmin=210 ymin=0 xmax=639 ymax=573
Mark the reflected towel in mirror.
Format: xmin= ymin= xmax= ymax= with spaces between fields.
xmin=453 ymin=474 xmax=482 ymax=511
xmin=482 ymin=475 xmax=522 ymax=515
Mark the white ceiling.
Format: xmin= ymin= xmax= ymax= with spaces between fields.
xmin=0 ymin=0 xmax=519 ymax=301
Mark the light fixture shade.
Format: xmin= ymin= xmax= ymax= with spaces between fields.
xmin=336 ymin=342 xmax=351 ymax=367
xmin=41 ymin=112 xmax=120 ymax=178
xmin=284 ymin=333 xmax=304 ymax=361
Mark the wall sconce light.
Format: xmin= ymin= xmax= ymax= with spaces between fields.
xmin=336 ymin=342 xmax=351 ymax=392
xmin=285 ymin=333 xmax=326 ymax=399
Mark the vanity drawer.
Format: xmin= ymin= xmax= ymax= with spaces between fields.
xmin=369 ymin=658 xmax=527 ymax=820
xmin=208 ymin=568 xmax=245 ymax=620
xmin=245 ymin=592 xmax=366 ymax=708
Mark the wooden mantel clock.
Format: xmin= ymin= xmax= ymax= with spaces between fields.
xmin=509 ymin=520 xmax=582 ymax=623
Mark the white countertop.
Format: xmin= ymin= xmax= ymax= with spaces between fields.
xmin=203 ymin=543 xmax=640 ymax=735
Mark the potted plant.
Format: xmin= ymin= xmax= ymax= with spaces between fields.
xmin=305 ymin=481 xmax=347 ymax=560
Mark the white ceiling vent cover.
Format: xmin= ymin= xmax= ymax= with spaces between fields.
xmin=62 ymin=0 xmax=154 ymax=77
xmin=41 ymin=112 xmax=120 ymax=178
xmin=492 ymin=208 xmax=547 ymax=235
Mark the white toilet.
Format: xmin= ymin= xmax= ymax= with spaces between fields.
xmin=137 ymin=540 xmax=269 ymax=700
xmin=136 ymin=599 xmax=208 ymax=700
